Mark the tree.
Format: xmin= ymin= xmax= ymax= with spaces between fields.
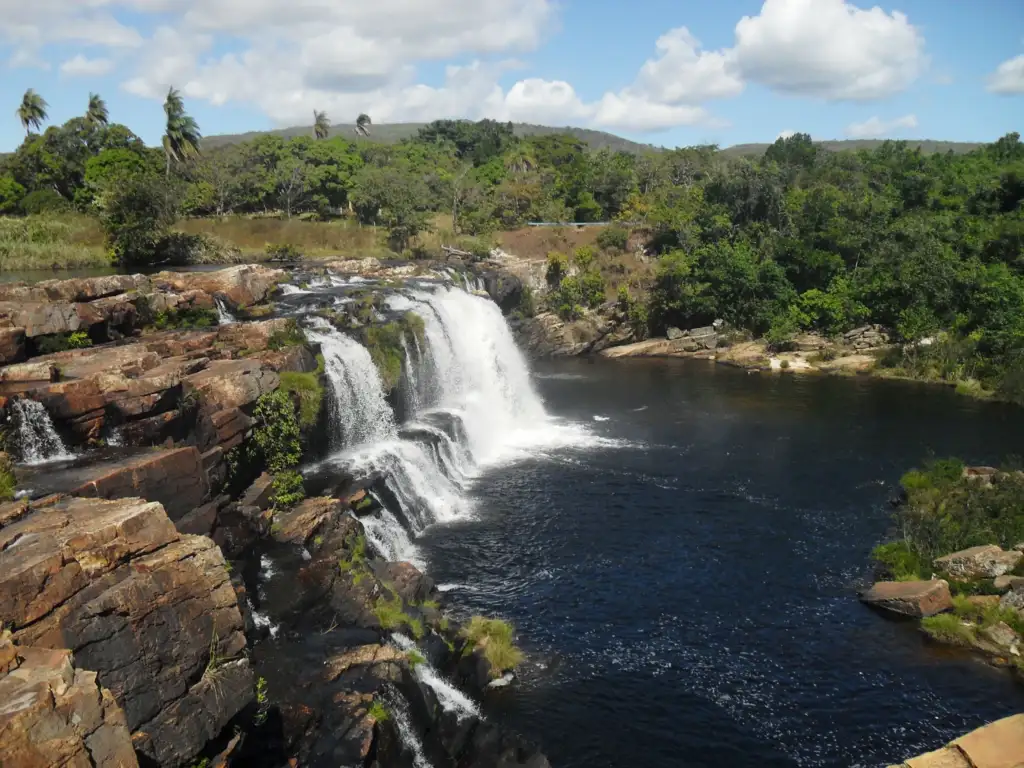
xmin=313 ymin=110 xmax=330 ymax=140
xmin=101 ymin=174 xmax=179 ymax=265
xmin=162 ymin=87 xmax=201 ymax=178
xmin=86 ymin=93 xmax=109 ymax=127
xmin=355 ymin=113 xmax=372 ymax=138
xmin=16 ymin=89 xmax=48 ymax=136
xmin=350 ymin=166 xmax=431 ymax=251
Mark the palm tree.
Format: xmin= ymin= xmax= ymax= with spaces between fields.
xmin=162 ymin=87 xmax=201 ymax=177
xmin=16 ymin=89 xmax=48 ymax=136
xmin=86 ymin=93 xmax=109 ymax=126
xmin=355 ymin=113 xmax=372 ymax=138
xmin=313 ymin=110 xmax=330 ymax=140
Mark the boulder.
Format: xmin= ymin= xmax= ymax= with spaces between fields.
xmin=934 ymin=545 xmax=1022 ymax=580
xmin=71 ymin=447 xmax=209 ymax=521
xmin=666 ymin=327 xmax=683 ymax=340
xmin=0 ymin=496 xmax=252 ymax=767
xmin=0 ymin=326 xmax=26 ymax=364
xmin=859 ymin=580 xmax=953 ymax=618
xmin=384 ymin=561 xmax=436 ymax=604
xmin=0 ymin=639 xmax=139 ymax=768
xmin=993 ymin=575 xmax=1024 ymax=592
xmin=270 ymin=496 xmax=344 ymax=548
xmin=185 ymin=358 xmax=279 ymax=412
xmin=0 ymin=274 xmax=147 ymax=304
xmin=0 ymin=301 xmax=81 ymax=338
xmin=153 ymin=265 xmax=285 ymax=308
xmin=963 ymin=466 xmax=999 ymax=486
xmin=842 ymin=324 xmax=891 ymax=351
xmin=0 ymin=361 xmax=57 ymax=383
xmin=1000 ymin=583 xmax=1024 ymax=612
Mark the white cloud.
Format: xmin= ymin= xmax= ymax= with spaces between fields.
xmin=987 ymin=54 xmax=1024 ymax=94
xmin=0 ymin=0 xmax=934 ymax=135
xmin=60 ymin=54 xmax=115 ymax=77
xmin=845 ymin=113 xmax=918 ymax=139
xmin=733 ymin=0 xmax=926 ymax=99
xmin=777 ymin=129 xmax=797 ymax=140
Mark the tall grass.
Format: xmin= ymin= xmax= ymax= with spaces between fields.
xmin=463 ymin=616 xmax=524 ymax=672
xmin=0 ymin=215 xmax=109 ymax=271
xmin=177 ymin=216 xmax=389 ymax=257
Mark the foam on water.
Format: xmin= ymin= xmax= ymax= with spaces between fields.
xmin=392 ymin=633 xmax=481 ymax=720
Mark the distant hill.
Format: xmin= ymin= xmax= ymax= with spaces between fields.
xmin=202 ymin=122 xmax=657 ymax=154
xmin=721 ymin=139 xmax=985 ymax=158
xmin=202 ymin=123 xmax=987 ymax=158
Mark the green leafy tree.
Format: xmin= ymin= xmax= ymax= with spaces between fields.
xmin=350 ymin=166 xmax=431 ymax=250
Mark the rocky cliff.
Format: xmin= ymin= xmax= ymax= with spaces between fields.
xmin=0 ymin=262 xmax=549 ymax=768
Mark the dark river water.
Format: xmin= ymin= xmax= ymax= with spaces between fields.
xmin=417 ymin=358 xmax=1024 ymax=768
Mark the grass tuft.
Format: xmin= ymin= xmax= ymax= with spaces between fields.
xmin=921 ymin=613 xmax=975 ymax=647
xmin=463 ymin=616 xmax=524 ymax=672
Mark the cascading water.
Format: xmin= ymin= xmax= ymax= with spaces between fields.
xmin=308 ymin=280 xmax=578 ymax=563
xmin=216 ymin=298 xmax=237 ymax=325
xmin=11 ymin=399 xmax=74 ymax=465
xmin=392 ymin=633 xmax=481 ymax=720
xmin=389 ymin=694 xmax=434 ymax=768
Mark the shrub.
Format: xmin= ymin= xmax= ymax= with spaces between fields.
xmin=267 ymin=320 xmax=305 ymax=350
xmin=921 ymin=613 xmax=974 ymax=647
xmin=252 ymin=390 xmax=303 ymax=472
xmin=462 ymin=616 xmax=524 ymax=673
xmin=102 ymin=175 xmax=178 ymax=266
xmin=266 ymin=243 xmax=303 ymax=261
xmin=596 ymin=226 xmax=630 ymax=252
xmin=546 ymin=251 xmax=568 ymax=288
xmin=36 ymin=330 xmax=93 ymax=354
xmin=780 ymin=359 xmax=791 ymax=370
xmin=21 ymin=189 xmax=70 ymax=215
xmin=279 ymin=367 xmax=324 ymax=430
xmin=270 ymin=470 xmax=305 ymax=509
xmin=373 ymin=594 xmax=412 ymax=630
xmin=573 ymin=245 xmax=596 ymax=271
xmin=147 ymin=308 xmax=219 ymax=330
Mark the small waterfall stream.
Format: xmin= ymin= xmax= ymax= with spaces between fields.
xmin=392 ymin=633 xmax=481 ymax=720
xmin=216 ymin=298 xmax=237 ymax=325
xmin=11 ymin=399 xmax=74 ymax=465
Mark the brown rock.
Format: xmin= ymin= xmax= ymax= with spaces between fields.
xmin=903 ymin=748 xmax=971 ymax=767
xmin=964 ymin=466 xmax=1000 ymax=486
xmin=185 ymin=358 xmax=279 ymax=412
xmin=71 ymin=447 xmax=209 ymax=521
xmin=994 ymin=575 xmax=1024 ymax=592
xmin=952 ymin=713 xmax=1024 ymax=768
xmin=0 ymin=642 xmax=139 ymax=768
xmin=0 ymin=301 xmax=81 ymax=338
xmin=0 ymin=361 xmax=58 ymax=383
xmin=215 ymin=318 xmax=294 ymax=354
xmin=0 ymin=327 xmax=26 ymax=364
xmin=153 ymin=265 xmax=285 ymax=308
xmin=385 ymin=561 xmax=436 ymax=604
xmin=0 ymin=496 xmax=252 ymax=767
xmin=323 ymin=644 xmax=405 ymax=683
xmin=0 ymin=274 xmax=147 ymax=304
xmin=934 ymin=545 xmax=1023 ymax=580
xmin=239 ymin=473 xmax=275 ymax=512
xmin=860 ymin=580 xmax=953 ymax=618
xmin=271 ymin=496 xmax=344 ymax=547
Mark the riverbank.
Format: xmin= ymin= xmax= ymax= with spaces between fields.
xmin=0 ymin=262 xmax=549 ymax=768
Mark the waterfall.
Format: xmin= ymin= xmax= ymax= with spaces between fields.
xmin=11 ymin=399 xmax=74 ymax=465
xmin=392 ymin=633 xmax=481 ymax=720
xmin=312 ymin=282 xmax=558 ymax=561
xmin=216 ymin=298 xmax=236 ymax=325
xmin=389 ymin=694 xmax=434 ymax=768
xmin=307 ymin=327 xmax=395 ymax=447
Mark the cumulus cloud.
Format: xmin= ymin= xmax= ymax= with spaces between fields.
xmin=777 ymin=129 xmax=797 ymax=140
xmin=987 ymin=55 xmax=1024 ymax=94
xmin=60 ymin=54 xmax=115 ymax=77
xmin=733 ymin=0 xmax=926 ymax=99
xmin=1 ymin=0 xmax=933 ymax=134
xmin=845 ymin=113 xmax=918 ymax=139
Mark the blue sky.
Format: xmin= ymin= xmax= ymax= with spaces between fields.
xmin=0 ymin=0 xmax=1021 ymax=152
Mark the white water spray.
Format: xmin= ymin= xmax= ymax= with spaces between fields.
xmin=12 ymin=399 xmax=74 ymax=465
xmin=390 ymin=695 xmax=434 ymax=768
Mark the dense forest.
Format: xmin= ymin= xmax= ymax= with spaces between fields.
xmin=2 ymin=89 xmax=1023 ymax=400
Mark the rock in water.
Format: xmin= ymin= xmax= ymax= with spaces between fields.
xmin=933 ymin=544 xmax=1023 ymax=579
xmin=859 ymin=580 xmax=953 ymax=618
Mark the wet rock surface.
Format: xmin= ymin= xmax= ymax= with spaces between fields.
xmin=860 ymin=580 xmax=954 ymax=618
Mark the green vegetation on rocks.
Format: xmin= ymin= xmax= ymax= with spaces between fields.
xmin=363 ymin=312 xmax=425 ymax=391
xmin=36 ymin=330 xmax=93 ymax=354
xmin=921 ymin=613 xmax=975 ymax=647
xmin=0 ymin=453 xmax=15 ymax=501
xmin=462 ymin=616 xmax=524 ymax=673
xmin=279 ymin=355 xmax=325 ymax=429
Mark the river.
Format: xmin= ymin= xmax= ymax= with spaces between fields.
xmin=416 ymin=357 xmax=1024 ymax=768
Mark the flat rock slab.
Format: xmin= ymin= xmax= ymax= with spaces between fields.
xmin=935 ymin=544 xmax=1022 ymax=580
xmin=952 ymin=713 xmax=1024 ymax=768
xmin=860 ymin=580 xmax=953 ymax=618
xmin=67 ymin=447 xmax=209 ymax=521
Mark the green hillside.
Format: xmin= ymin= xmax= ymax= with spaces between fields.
xmin=202 ymin=121 xmax=657 ymax=154
xmin=721 ymin=139 xmax=984 ymax=157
